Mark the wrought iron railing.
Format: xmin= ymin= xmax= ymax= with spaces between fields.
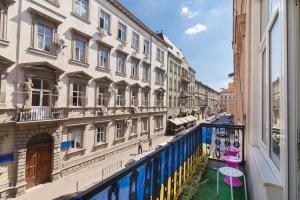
xmin=201 ymin=123 xmax=245 ymax=163
xmin=71 ymin=123 xmax=245 ymax=200
xmin=15 ymin=107 xmax=68 ymax=122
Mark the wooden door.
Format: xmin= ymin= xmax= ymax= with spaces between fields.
xmin=26 ymin=143 xmax=52 ymax=188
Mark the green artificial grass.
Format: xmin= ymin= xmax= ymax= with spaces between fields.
xmin=193 ymin=168 xmax=247 ymax=200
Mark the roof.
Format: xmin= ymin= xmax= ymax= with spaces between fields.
xmin=105 ymin=0 xmax=169 ymax=47
xmin=157 ymin=33 xmax=184 ymax=59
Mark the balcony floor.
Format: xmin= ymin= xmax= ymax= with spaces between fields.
xmin=194 ymin=168 xmax=247 ymax=200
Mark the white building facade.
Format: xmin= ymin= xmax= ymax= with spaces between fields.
xmin=0 ymin=0 xmax=168 ymax=198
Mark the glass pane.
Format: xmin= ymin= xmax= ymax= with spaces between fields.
xmin=43 ymin=80 xmax=51 ymax=90
xmin=42 ymin=92 xmax=50 ymax=106
xmin=32 ymin=91 xmax=40 ymax=106
xmin=32 ymin=79 xmax=41 ymax=89
xmin=270 ymin=16 xmax=281 ymax=168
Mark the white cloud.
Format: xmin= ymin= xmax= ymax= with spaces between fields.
xmin=185 ymin=23 xmax=207 ymax=35
xmin=181 ymin=6 xmax=199 ymax=19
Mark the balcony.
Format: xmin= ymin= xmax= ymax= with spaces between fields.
xmin=182 ymin=75 xmax=192 ymax=83
xmin=15 ymin=107 xmax=68 ymax=122
xmin=71 ymin=123 xmax=247 ymax=200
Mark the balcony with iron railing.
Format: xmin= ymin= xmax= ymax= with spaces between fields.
xmin=71 ymin=122 xmax=247 ymax=200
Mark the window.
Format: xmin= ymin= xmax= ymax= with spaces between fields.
xmin=131 ymin=119 xmax=138 ymax=135
xmin=143 ymin=39 xmax=150 ymax=55
xmin=98 ymin=48 xmax=109 ymax=69
xmin=156 ymin=69 xmax=164 ymax=85
xmin=131 ymin=90 xmax=138 ymax=106
xmin=73 ymin=83 xmax=85 ymax=106
xmin=270 ymin=16 xmax=281 ymax=168
xmin=131 ymin=32 xmax=139 ymax=49
xmin=156 ymin=48 xmax=164 ymax=63
xmin=169 ymin=61 xmax=173 ymax=73
xmin=74 ymin=39 xmax=87 ymax=62
xmin=100 ymin=11 xmax=110 ymax=32
xmin=117 ymin=54 xmax=126 ymax=74
xmin=118 ymin=23 xmax=126 ymax=41
xmin=37 ymin=24 xmax=53 ymax=52
xmin=0 ymin=3 xmax=7 ymax=41
xmin=169 ymin=77 xmax=172 ymax=90
xmin=143 ymin=91 xmax=149 ymax=106
xmin=131 ymin=60 xmax=139 ymax=78
xmin=98 ymin=87 xmax=108 ymax=106
xmin=32 ymin=79 xmax=51 ymax=107
xmin=116 ymin=89 xmax=125 ymax=106
xmin=156 ymin=93 xmax=164 ymax=107
xmin=142 ymin=63 xmax=150 ymax=81
xmin=155 ymin=116 xmax=163 ymax=129
xmin=142 ymin=118 xmax=149 ymax=132
xmin=169 ymin=96 xmax=172 ymax=108
xmin=69 ymin=128 xmax=83 ymax=149
xmin=116 ymin=121 xmax=124 ymax=139
xmin=74 ymin=0 xmax=89 ymax=19
xmin=96 ymin=125 xmax=106 ymax=143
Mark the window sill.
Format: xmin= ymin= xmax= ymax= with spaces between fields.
xmin=71 ymin=12 xmax=91 ymax=24
xmin=66 ymin=148 xmax=86 ymax=157
xmin=142 ymin=79 xmax=150 ymax=83
xmin=96 ymin=66 xmax=111 ymax=73
xmin=116 ymin=38 xmax=127 ymax=45
xmin=28 ymin=47 xmax=57 ymax=59
xmin=130 ymin=76 xmax=139 ymax=80
xmin=45 ymin=0 xmax=60 ymax=7
xmin=93 ymin=142 xmax=108 ymax=149
xmin=69 ymin=59 xmax=89 ymax=67
xmin=251 ymin=146 xmax=282 ymax=187
xmin=129 ymin=133 xmax=138 ymax=139
xmin=115 ymin=72 xmax=127 ymax=77
xmin=141 ymin=131 xmax=149 ymax=136
xmin=0 ymin=39 xmax=9 ymax=46
xmin=113 ymin=137 xmax=125 ymax=143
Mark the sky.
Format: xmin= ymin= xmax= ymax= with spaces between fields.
xmin=118 ymin=0 xmax=234 ymax=91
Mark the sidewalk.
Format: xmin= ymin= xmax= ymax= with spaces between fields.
xmin=13 ymin=135 xmax=174 ymax=200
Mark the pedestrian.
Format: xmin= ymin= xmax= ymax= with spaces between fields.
xmin=148 ymin=137 xmax=153 ymax=150
xmin=138 ymin=140 xmax=143 ymax=154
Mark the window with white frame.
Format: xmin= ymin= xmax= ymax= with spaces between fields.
xmin=169 ymin=95 xmax=172 ymax=108
xmin=74 ymin=39 xmax=87 ymax=63
xmin=155 ymin=69 xmax=164 ymax=85
xmin=131 ymin=60 xmax=139 ymax=78
xmin=143 ymin=39 xmax=150 ymax=56
xmin=131 ymin=119 xmax=138 ymax=135
xmin=142 ymin=117 xmax=149 ymax=132
xmin=143 ymin=91 xmax=149 ymax=106
xmin=260 ymin=0 xmax=281 ymax=169
xmin=69 ymin=128 xmax=83 ymax=149
xmin=118 ymin=23 xmax=126 ymax=41
xmin=142 ymin=63 xmax=150 ymax=81
xmin=96 ymin=125 xmax=106 ymax=143
xmin=100 ymin=11 xmax=110 ymax=32
xmin=115 ymin=121 xmax=124 ymax=139
xmin=31 ymin=79 xmax=51 ymax=107
xmin=131 ymin=90 xmax=138 ymax=107
xmin=156 ymin=93 xmax=164 ymax=107
xmin=131 ymin=32 xmax=139 ymax=50
xmin=73 ymin=83 xmax=85 ymax=106
xmin=156 ymin=48 xmax=164 ymax=63
xmin=0 ymin=2 xmax=8 ymax=41
xmin=74 ymin=0 xmax=89 ymax=19
xmin=98 ymin=47 xmax=109 ymax=69
xmin=37 ymin=23 xmax=53 ymax=52
xmin=98 ymin=87 xmax=108 ymax=106
xmin=116 ymin=89 xmax=125 ymax=106
xmin=155 ymin=116 xmax=163 ymax=129
xmin=117 ymin=53 xmax=126 ymax=74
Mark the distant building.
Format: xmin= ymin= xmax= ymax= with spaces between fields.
xmin=220 ymin=82 xmax=235 ymax=114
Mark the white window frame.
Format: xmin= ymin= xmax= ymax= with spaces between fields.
xmin=36 ymin=23 xmax=53 ymax=52
xmin=116 ymin=89 xmax=125 ymax=107
xmin=118 ymin=22 xmax=127 ymax=42
xmin=116 ymin=121 xmax=124 ymax=139
xmin=96 ymin=125 xmax=106 ymax=143
xmin=74 ymin=38 xmax=87 ymax=63
xmin=131 ymin=32 xmax=139 ymax=50
xmin=98 ymin=47 xmax=109 ymax=69
xmin=142 ymin=117 xmax=149 ymax=132
xmin=143 ymin=64 xmax=150 ymax=81
xmin=74 ymin=0 xmax=89 ymax=19
xmin=131 ymin=119 xmax=138 ymax=135
xmin=98 ymin=87 xmax=108 ymax=106
xmin=69 ymin=128 xmax=83 ymax=149
xmin=131 ymin=60 xmax=139 ymax=78
xmin=117 ymin=54 xmax=126 ymax=74
xmin=73 ymin=83 xmax=85 ymax=107
xmin=100 ymin=10 xmax=110 ymax=32
xmin=143 ymin=39 xmax=150 ymax=56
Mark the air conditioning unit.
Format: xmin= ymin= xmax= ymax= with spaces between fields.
xmin=54 ymin=34 xmax=66 ymax=49
xmin=127 ymin=120 xmax=132 ymax=127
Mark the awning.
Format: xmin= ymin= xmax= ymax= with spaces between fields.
xmin=169 ymin=118 xmax=185 ymax=126
xmin=186 ymin=116 xmax=197 ymax=122
xmin=178 ymin=118 xmax=189 ymax=124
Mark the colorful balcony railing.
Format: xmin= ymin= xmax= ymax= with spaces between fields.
xmin=71 ymin=123 xmax=245 ymax=200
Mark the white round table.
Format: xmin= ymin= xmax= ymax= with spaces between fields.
xmin=217 ymin=167 xmax=247 ymax=200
